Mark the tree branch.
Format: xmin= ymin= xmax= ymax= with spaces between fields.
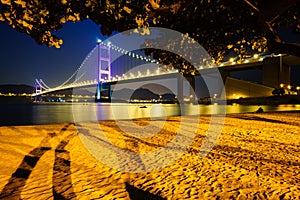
xmin=238 ymin=0 xmax=280 ymax=40
xmin=241 ymin=0 xmax=260 ymax=13
xmin=238 ymin=0 xmax=300 ymax=57
xmin=148 ymin=0 xmax=191 ymax=16
xmin=257 ymin=0 xmax=300 ymax=23
xmin=268 ymin=40 xmax=300 ymax=57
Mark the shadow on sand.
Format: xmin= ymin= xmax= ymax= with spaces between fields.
xmin=0 ymin=124 xmax=77 ymax=199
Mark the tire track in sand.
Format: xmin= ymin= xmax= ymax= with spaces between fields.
xmin=0 ymin=124 xmax=77 ymax=199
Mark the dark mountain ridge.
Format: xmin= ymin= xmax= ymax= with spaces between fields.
xmin=0 ymin=84 xmax=34 ymax=94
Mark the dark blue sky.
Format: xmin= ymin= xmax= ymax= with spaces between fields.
xmin=0 ymin=20 xmax=104 ymax=87
xmin=0 ymin=20 xmax=299 ymax=87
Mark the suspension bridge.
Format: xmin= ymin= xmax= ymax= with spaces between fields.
xmin=34 ymin=40 xmax=180 ymax=101
xmin=33 ymin=39 xmax=299 ymax=102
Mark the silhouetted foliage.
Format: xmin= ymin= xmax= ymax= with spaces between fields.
xmin=1 ymin=0 xmax=299 ymax=74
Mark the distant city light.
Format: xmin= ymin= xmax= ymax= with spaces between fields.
xmin=280 ymin=83 xmax=284 ymax=88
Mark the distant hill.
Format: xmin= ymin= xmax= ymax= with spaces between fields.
xmin=0 ymin=84 xmax=98 ymax=96
xmin=111 ymin=88 xmax=134 ymax=100
xmin=112 ymin=88 xmax=176 ymax=101
xmin=162 ymin=93 xmax=176 ymax=101
xmin=111 ymin=88 xmax=159 ymax=100
xmin=73 ymin=88 xmax=95 ymax=96
xmin=0 ymin=84 xmax=34 ymax=94
xmin=50 ymin=88 xmax=95 ymax=96
xmin=0 ymin=84 xmax=175 ymax=101
xmin=131 ymin=88 xmax=159 ymax=100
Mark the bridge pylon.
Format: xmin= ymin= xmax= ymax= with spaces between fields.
xmin=96 ymin=41 xmax=112 ymax=102
xmin=34 ymin=79 xmax=43 ymax=102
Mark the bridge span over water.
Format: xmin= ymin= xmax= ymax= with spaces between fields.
xmin=34 ymin=41 xmax=300 ymax=101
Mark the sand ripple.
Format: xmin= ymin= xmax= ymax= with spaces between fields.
xmin=0 ymin=112 xmax=299 ymax=199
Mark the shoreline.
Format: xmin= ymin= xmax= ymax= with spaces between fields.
xmin=1 ymin=109 xmax=300 ymax=127
xmin=0 ymin=111 xmax=300 ymax=199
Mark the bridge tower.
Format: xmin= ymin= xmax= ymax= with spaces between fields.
xmin=34 ymin=80 xmax=43 ymax=102
xmin=96 ymin=41 xmax=112 ymax=102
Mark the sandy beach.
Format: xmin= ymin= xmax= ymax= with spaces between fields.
xmin=0 ymin=111 xmax=299 ymax=199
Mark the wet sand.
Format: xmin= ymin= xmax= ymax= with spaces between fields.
xmin=0 ymin=111 xmax=299 ymax=199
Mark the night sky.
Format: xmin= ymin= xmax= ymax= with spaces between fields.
xmin=0 ymin=20 xmax=299 ymax=87
xmin=0 ymin=20 xmax=105 ymax=87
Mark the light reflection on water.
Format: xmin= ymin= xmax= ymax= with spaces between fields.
xmin=1 ymin=102 xmax=300 ymax=126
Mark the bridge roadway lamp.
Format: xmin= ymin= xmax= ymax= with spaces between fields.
xmin=72 ymin=27 xmax=227 ymax=173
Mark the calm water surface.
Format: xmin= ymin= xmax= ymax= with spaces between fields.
xmin=1 ymin=102 xmax=300 ymax=126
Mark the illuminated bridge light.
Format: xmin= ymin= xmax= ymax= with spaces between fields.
xmin=229 ymin=58 xmax=235 ymax=63
xmin=40 ymin=42 xmax=278 ymax=96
